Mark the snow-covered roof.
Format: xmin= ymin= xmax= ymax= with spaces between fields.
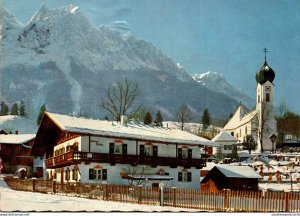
xmin=238 ymin=150 xmax=251 ymax=158
xmin=201 ymin=162 xmax=217 ymax=171
xmin=211 ymin=131 xmax=238 ymax=143
xmin=0 ymin=115 xmax=38 ymax=134
xmin=0 ymin=134 xmax=36 ymax=144
xmin=223 ymin=105 xmax=257 ymax=130
xmin=216 ymin=165 xmax=263 ymax=179
xmin=46 ymin=112 xmax=217 ymax=147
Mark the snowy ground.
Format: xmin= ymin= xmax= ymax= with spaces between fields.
xmin=0 ymin=177 xmax=196 ymax=212
xmin=259 ymin=182 xmax=300 ymax=192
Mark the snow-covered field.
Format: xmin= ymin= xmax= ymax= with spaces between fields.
xmin=0 ymin=177 xmax=196 ymax=212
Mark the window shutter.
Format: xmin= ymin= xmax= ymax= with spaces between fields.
xmin=178 ymin=172 xmax=182 ymax=182
xmin=140 ymin=145 xmax=145 ymax=156
xmin=153 ymin=146 xmax=158 ymax=157
xmin=89 ymin=169 xmax=94 ymax=180
xmin=102 ymin=169 xmax=107 ymax=180
xmin=187 ymin=172 xmax=192 ymax=182
xmin=178 ymin=148 xmax=182 ymax=158
xmin=122 ymin=144 xmax=128 ymax=155
xmin=188 ymin=149 xmax=192 ymax=159
xmin=109 ymin=143 xmax=114 ymax=154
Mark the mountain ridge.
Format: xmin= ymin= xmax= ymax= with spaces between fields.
xmin=0 ymin=5 xmax=241 ymax=120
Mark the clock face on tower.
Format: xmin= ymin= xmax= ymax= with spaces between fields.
xmin=265 ymin=86 xmax=271 ymax=92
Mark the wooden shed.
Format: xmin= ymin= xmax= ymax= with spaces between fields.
xmin=201 ymin=165 xmax=262 ymax=192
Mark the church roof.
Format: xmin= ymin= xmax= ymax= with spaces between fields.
xmin=256 ymin=60 xmax=275 ymax=84
xmin=223 ymin=105 xmax=257 ymax=130
xmin=212 ymin=131 xmax=238 ymax=143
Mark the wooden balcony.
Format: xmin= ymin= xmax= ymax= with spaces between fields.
xmin=46 ymin=151 xmax=206 ymax=169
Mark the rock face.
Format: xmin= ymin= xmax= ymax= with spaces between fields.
xmin=0 ymin=5 xmax=239 ymax=120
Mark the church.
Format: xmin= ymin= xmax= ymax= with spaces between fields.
xmin=223 ymin=50 xmax=277 ymax=152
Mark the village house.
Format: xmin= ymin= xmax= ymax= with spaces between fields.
xmin=30 ymin=112 xmax=218 ymax=189
xmin=0 ymin=132 xmax=37 ymax=177
xmin=223 ymin=53 xmax=277 ymax=152
xmin=212 ymin=131 xmax=238 ymax=159
xmin=200 ymin=165 xmax=263 ymax=192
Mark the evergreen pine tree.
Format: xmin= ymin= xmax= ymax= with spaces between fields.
xmin=19 ymin=100 xmax=26 ymax=117
xmin=202 ymin=108 xmax=211 ymax=131
xmin=10 ymin=103 xmax=19 ymax=115
xmin=154 ymin=110 xmax=163 ymax=126
xmin=37 ymin=104 xmax=47 ymax=125
xmin=143 ymin=112 xmax=152 ymax=125
xmin=0 ymin=101 xmax=9 ymax=116
xmin=242 ymin=135 xmax=257 ymax=154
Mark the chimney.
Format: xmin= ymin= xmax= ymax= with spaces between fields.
xmin=121 ymin=115 xmax=128 ymax=126
xmin=15 ymin=130 xmax=19 ymax=135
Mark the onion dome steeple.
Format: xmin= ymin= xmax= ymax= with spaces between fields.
xmin=255 ymin=48 xmax=275 ymax=84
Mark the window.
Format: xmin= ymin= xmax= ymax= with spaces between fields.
xmin=245 ymin=126 xmax=247 ymax=135
xmin=224 ymin=145 xmax=232 ymax=151
xmin=65 ymin=169 xmax=70 ymax=181
xmin=72 ymin=168 xmax=78 ymax=181
xmin=178 ymin=171 xmax=192 ymax=182
xmin=110 ymin=143 xmax=127 ymax=155
xmin=258 ymin=95 xmax=260 ymax=103
xmin=144 ymin=145 xmax=153 ymax=156
xmin=114 ymin=144 xmax=122 ymax=154
xmin=182 ymin=148 xmax=188 ymax=158
xmin=89 ymin=168 xmax=107 ymax=180
xmin=266 ymin=93 xmax=270 ymax=102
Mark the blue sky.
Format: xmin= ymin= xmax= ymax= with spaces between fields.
xmin=4 ymin=0 xmax=300 ymax=113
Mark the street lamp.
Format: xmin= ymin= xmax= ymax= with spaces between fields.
xmin=269 ymin=133 xmax=277 ymax=153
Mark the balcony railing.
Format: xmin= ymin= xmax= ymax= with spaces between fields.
xmin=46 ymin=151 xmax=206 ymax=169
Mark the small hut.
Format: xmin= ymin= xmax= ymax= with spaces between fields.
xmin=201 ymin=165 xmax=262 ymax=192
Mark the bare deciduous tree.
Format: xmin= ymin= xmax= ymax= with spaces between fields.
xmin=252 ymin=103 xmax=276 ymax=152
xmin=101 ymin=79 xmax=140 ymax=121
xmin=175 ymin=103 xmax=192 ymax=131
xmin=121 ymin=165 xmax=150 ymax=186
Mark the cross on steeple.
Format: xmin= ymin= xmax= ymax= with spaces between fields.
xmin=263 ymin=48 xmax=268 ymax=62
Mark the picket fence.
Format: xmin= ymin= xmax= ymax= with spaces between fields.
xmin=4 ymin=177 xmax=300 ymax=212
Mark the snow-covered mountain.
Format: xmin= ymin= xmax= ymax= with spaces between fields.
xmin=0 ymin=5 xmax=239 ymax=120
xmin=193 ymin=72 xmax=255 ymax=109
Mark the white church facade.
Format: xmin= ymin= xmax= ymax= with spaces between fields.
xmin=223 ymin=52 xmax=277 ymax=152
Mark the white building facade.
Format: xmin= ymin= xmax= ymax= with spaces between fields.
xmin=31 ymin=112 xmax=217 ymax=189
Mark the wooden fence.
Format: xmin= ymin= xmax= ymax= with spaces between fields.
xmin=4 ymin=177 xmax=300 ymax=212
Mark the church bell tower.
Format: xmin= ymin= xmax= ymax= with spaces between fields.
xmin=255 ymin=48 xmax=277 ymax=152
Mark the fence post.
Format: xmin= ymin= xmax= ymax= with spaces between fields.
xmin=138 ymin=185 xmax=142 ymax=204
xmin=159 ymin=183 xmax=164 ymax=206
xmin=52 ymin=180 xmax=56 ymax=194
xmin=285 ymin=192 xmax=289 ymax=212
xmin=32 ymin=179 xmax=36 ymax=192
xmin=172 ymin=187 xmax=177 ymax=207
xmin=223 ymin=189 xmax=230 ymax=211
